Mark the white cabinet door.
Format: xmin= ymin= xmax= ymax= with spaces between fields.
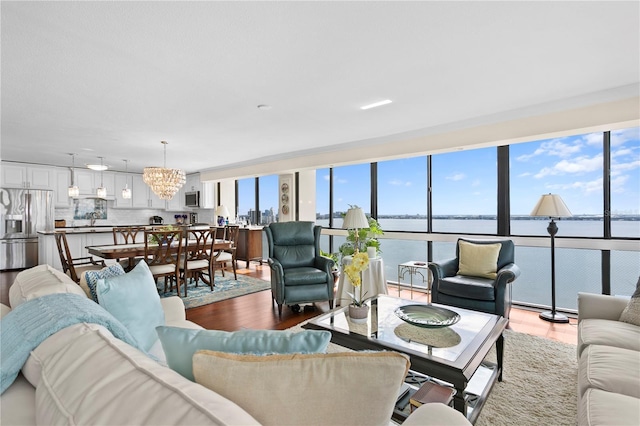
xmin=1 ymin=163 xmax=53 ymax=189
xmin=184 ymin=174 xmax=200 ymax=193
xmin=114 ymin=173 xmax=133 ymax=208
xmin=201 ymin=181 xmax=215 ymax=209
xmin=166 ymin=187 xmax=184 ymax=211
xmin=149 ymin=189 xmax=165 ymax=209
xmin=1 ymin=164 xmax=27 ymax=188
xmin=54 ymin=169 xmax=71 ymax=208
xmin=131 ymin=174 xmax=151 ymax=208
xmin=75 ymin=170 xmax=95 ymax=195
xmin=97 ymin=172 xmax=116 ymax=197
xmin=28 ymin=166 xmax=53 ymax=189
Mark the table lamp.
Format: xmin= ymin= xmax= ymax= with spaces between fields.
xmin=530 ymin=193 xmax=572 ymax=323
xmin=215 ymin=205 xmax=230 ymax=226
xmin=342 ymin=206 xmax=369 ymax=252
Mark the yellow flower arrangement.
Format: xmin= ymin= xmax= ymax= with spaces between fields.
xmin=345 ymin=251 xmax=370 ymax=306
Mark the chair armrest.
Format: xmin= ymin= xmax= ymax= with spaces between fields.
xmin=160 ymin=296 xmax=186 ymax=323
xmin=577 ymin=292 xmax=629 ymax=323
xmin=496 ymin=263 xmax=520 ymax=284
xmin=403 ymin=403 xmax=471 ymax=426
xmin=314 ymin=256 xmax=334 ymax=274
xmin=428 ymin=258 xmax=457 ymax=280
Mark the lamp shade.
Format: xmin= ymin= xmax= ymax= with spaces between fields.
xmin=343 ymin=206 xmax=369 ymax=229
xmin=215 ymin=205 xmax=230 ymax=218
xmin=530 ymin=194 xmax=572 ymax=218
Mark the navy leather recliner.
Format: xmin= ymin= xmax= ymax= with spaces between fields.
xmin=265 ymin=221 xmax=335 ymax=317
xmin=428 ymin=238 xmax=521 ymax=319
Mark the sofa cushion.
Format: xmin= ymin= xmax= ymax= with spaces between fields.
xmin=81 ymin=263 xmax=125 ymax=302
xmin=578 ymin=344 xmax=640 ymax=399
xmin=578 ymin=318 xmax=640 ymax=356
xmin=438 ymin=275 xmax=496 ymax=301
xmin=284 ymin=266 xmax=329 ymax=285
xmin=457 ymin=240 xmax=501 ymax=279
xmin=156 ymin=326 xmax=331 ymax=381
xmin=0 ymin=374 xmax=35 ymax=426
xmin=619 ymin=276 xmax=640 ymax=326
xmin=579 ymin=388 xmax=640 ymax=426
xmin=96 ymin=261 xmax=165 ymax=351
xmin=193 ymin=350 xmax=410 ymax=426
xmin=8 ymin=264 xmax=85 ymax=308
xmin=35 ymin=323 xmax=260 ymax=425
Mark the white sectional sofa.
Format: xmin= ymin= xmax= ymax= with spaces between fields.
xmin=0 ymin=264 xmax=470 ymax=426
xmin=577 ymin=292 xmax=640 ymax=426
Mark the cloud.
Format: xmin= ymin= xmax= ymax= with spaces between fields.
xmin=446 ymin=173 xmax=465 ymax=181
xmin=534 ymin=154 xmax=603 ymax=178
xmin=546 ymin=176 xmax=603 ymax=194
xmin=611 ymin=128 xmax=640 ymax=147
xmin=583 ymin=132 xmax=603 ymax=146
xmin=516 ymin=138 xmax=583 ymax=162
xmin=611 ymin=158 xmax=640 ymax=176
xmin=322 ymin=174 xmax=330 ymax=181
xmin=335 ymin=178 xmax=348 ymax=184
xmin=611 ymin=175 xmax=630 ymax=193
xmin=518 ymin=172 xmax=532 ymax=177
xmin=471 ymin=179 xmax=481 ymax=187
xmin=388 ymin=179 xmax=411 ymax=187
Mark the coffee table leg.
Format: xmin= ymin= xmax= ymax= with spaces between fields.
xmin=497 ymin=333 xmax=504 ymax=382
xmin=452 ymin=388 xmax=466 ymax=416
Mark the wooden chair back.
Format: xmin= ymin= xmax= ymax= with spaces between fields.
xmin=185 ymin=229 xmax=212 ymax=262
xmin=54 ymin=231 xmax=105 ymax=283
xmin=144 ymin=229 xmax=183 ymax=267
xmin=112 ymin=226 xmax=146 ymax=245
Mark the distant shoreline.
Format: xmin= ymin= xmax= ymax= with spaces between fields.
xmin=317 ymin=215 xmax=640 ymax=221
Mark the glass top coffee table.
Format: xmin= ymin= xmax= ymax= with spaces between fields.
xmin=302 ymin=295 xmax=507 ymax=424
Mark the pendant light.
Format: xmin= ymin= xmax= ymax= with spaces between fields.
xmin=121 ymin=159 xmax=132 ymax=199
xmin=68 ymin=153 xmax=79 ymax=198
xmin=96 ymin=157 xmax=107 ymax=198
xmin=143 ymin=141 xmax=186 ymax=200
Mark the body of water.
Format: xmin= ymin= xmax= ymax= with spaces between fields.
xmin=316 ymin=218 xmax=640 ymax=311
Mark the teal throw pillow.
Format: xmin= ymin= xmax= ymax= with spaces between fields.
xmin=84 ymin=263 xmax=125 ymax=302
xmin=96 ymin=261 xmax=165 ymax=351
xmin=156 ymin=326 xmax=332 ymax=381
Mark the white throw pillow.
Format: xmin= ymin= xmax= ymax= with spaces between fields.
xmin=193 ymin=350 xmax=410 ymax=426
xmin=619 ymin=276 xmax=640 ymax=326
xmin=9 ymin=265 xmax=85 ymax=308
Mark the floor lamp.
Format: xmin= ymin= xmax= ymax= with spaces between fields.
xmin=531 ymin=193 xmax=572 ymax=323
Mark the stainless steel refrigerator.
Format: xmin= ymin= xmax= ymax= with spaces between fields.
xmin=1 ymin=188 xmax=54 ymax=270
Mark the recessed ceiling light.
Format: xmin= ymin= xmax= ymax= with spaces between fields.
xmin=86 ymin=164 xmax=108 ymax=171
xmin=360 ymin=99 xmax=392 ymax=110
xmin=257 ymin=104 xmax=272 ymax=110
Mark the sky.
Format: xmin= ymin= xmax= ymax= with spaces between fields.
xmin=317 ymin=127 xmax=640 ymax=217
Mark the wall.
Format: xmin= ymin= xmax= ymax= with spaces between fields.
xmin=298 ymin=170 xmax=316 ymax=221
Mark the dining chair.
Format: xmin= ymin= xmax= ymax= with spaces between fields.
xmin=179 ymin=229 xmax=214 ymax=293
xmin=112 ymin=226 xmax=146 ymax=271
xmin=55 ymin=231 xmax=106 ymax=283
xmin=144 ymin=229 xmax=183 ymax=297
xmin=210 ymin=225 xmax=238 ymax=280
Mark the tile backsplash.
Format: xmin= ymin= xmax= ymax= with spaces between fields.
xmin=56 ymin=200 xmax=214 ymax=226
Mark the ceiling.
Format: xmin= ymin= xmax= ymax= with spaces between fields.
xmin=2 ymin=1 xmax=639 ymax=176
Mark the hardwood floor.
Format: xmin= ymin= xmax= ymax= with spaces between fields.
xmin=186 ymin=263 xmax=579 ymax=345
xmin=1 ymin=264 xmax=578 ymax=345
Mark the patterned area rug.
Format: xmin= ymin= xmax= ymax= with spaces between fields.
xmin=157 ymin=274 xmax=271 ymax=309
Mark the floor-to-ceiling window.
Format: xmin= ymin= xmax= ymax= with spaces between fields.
xmin=237 ymin=177 xmax=256 ymax=225
xmin=258 ymin=175 xmax=278 ymax=225
xmin=431 ymin=147 xmax=497 ymax=234
xmin=610 ymin=126 xmax=640 ymax=238
xmin=510 ymin=132 xmax=605 ymax=237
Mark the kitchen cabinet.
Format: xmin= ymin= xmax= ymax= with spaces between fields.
xmin=75 ymin=170 xmax=116 ymax=197
xmin=1 ymin=163 xmax=53 ymax=189
xmin=131 ymin=174 xmax=165 ymax=209
xmin=54 ymin=169 xmax=71 ymax=208
xmin=182 ymin=173 xmax=214 ymax=209
xmin=166 ymin=186 xmax=185 ymax=211
xmin=39 ymin=231 xmax=116 ymax=270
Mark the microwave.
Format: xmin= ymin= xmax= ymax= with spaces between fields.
xmin=185 ymin=191 xmax=200 ymax=207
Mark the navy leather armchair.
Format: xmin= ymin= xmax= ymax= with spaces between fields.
xmin=265 ymin=221 xmax=335 ymax=317
xmin=428 ymin=238 xmax=521 ymax=319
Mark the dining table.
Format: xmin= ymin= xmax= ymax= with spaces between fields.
xmin=86 ymin=239 xmax=232 ymax=260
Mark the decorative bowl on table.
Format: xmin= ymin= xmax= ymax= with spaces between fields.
xmin=394 ymin=304 xmax=460 ymax=328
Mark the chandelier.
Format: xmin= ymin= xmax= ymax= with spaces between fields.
xmin=143 ymin=141 xmax=186 ymax=200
